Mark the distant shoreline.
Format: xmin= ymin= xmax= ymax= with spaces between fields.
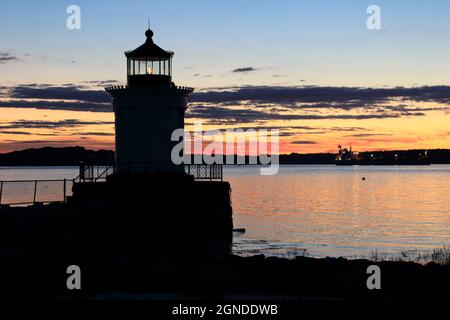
xmin=0 ymin=146 xmax=449 ymax=166
xmin=3 ymin=164 xmax=450 ymax=168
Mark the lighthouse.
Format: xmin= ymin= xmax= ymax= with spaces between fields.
xmin=72 ymin=28 xmax=233 ymax=248
xmin=105 ymin=28 xmax=193 ymax=174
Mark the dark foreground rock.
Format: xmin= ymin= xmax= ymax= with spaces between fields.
xmin=0 ymin=174 xmax=449 ymax=301
xmin=1 ymin=250 xmax=450 ymax=301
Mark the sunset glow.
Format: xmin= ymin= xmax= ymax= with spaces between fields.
xmin=1 ymin=0 xmax=450 ymax=153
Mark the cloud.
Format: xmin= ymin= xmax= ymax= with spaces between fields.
xmin=186 ymin=85 xmax=450 ymax=124
xmin=75 ymin=131 xmax=114 ymax=136
xmin=0 ymin=99 xmax=111 ymax=112
xmin=2 ymin=139 xmax=80 ymax=145
xmin=1 ymin=84 xmax=449 ymax=124
xmin=0 ymin=130 xmax=32 ymax=135
xmin=9 ymin=84 xmax=110 ymax=103
xmin=344 ymin=133 xmax=392 ymax=138
xmin=81 ymin=80 xmax=121 ymax=86
xmin=291 ymin=140 xmax=317 ymax=145
xmin=186 ymin=103 xmax=424 ymax=125
xmin=6 ymin=84 xmax=450 ymax=109
xmin=0 ymin=51 xmax=19 ymax=63
xmin=190 ymin=85 xmax=450 ymax=105
xmin=189 ymin=125 xmax=373 ymax=138
xmin=0 ymin=119 xmax=114 ymax=130
xmin=231 ymin=67 xmax=257 ymax=73
xmin=329 ymin=126 xmax=367 ymax=132
xmin=0 ymin=84 xmax=112 ymax=112
xmin=348 ymin=136 xmax=420 ymax=144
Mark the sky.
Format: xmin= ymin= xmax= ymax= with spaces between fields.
xmin=0 ymin=0 xmax=450 ymax=153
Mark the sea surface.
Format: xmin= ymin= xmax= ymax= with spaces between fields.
xmin=1 ymin=165 xmax=449 ymax=258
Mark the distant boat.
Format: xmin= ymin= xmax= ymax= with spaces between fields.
xmin=335 ymin=145 xmax=357 ymax=166
xmin=335 ymin=146 xmax=431 ymax=166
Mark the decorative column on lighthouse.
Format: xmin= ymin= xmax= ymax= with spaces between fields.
xmin=105 ymin=28 xmax=193 ymax=175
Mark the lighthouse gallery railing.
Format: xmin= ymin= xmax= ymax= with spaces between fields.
xmin=76 ymin=162 xmax=223 ymax=182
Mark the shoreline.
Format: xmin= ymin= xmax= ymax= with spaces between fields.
xmin=1 ymin=146 xmax=450 ymax=166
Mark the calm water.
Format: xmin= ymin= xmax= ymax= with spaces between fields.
xmin=1 ymin=165 xmax=449 ymax=258
xmin=227 ymin=165 xmax=450 ymax=258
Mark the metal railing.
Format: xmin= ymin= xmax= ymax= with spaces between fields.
xmin=185 ymin=164 xmax=223 ymax=181
xmin=0 ymin=179 xmax=71 ymax=206
xmin=76 ymin=162 xmax=223 ymax=182
xmin=0 ymin=163 xmax=223 ymax=206
xmin=76 ymin=164 xmax=114 ymax=182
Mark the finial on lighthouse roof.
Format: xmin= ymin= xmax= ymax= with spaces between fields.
xmin=145 ymin=28 xmax=154 ymax=40
xmin=145 ymin=17 xmax=153 ymax=40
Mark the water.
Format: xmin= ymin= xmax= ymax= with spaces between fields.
xmin=227 ymin=165 xmax=450 ymax=258
xmin=1 ymin=165 xmax=449 ymax=258
xmin=0 ymin=167 xmax=78 ymax=205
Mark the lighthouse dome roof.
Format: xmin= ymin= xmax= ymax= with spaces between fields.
xmin=125 ymin=29 xmax=173 ymax=61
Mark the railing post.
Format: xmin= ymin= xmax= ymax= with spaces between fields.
xmin=79 ymin=162 xmax=85 ymax=182
xmin=0 ymin=181 xmax=3 ymax=205
xmin=63 ymin=178 xmax=67 ymax=203
xmin=33 ymin=180 xmax=38 ymax=204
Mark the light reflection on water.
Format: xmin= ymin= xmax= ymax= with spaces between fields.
xmin=1 ymin=165 xmax=449 ymax=258
xmin=227 ymin=165 xmax=450 ymax=258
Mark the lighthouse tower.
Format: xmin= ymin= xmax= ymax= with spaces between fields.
xmin=105 ymin=28 xmax=193 ymax=174
xmin=72 ymin=28 xmax=232 ymax=249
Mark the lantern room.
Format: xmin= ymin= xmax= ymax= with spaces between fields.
xmin=125 ymin=29 xmax=173 ymax=87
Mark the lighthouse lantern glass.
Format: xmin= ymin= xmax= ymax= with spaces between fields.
xmin=127 ymin=57 xmax=171 ymax=76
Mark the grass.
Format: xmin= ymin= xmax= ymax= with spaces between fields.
xmin=285 ymin=248 xmax=308 ymax=260
xmin=363 ymin=246 xmax=450 ymax=265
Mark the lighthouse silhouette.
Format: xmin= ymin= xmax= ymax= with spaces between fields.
xmin=106 ymin=28 xmax=193 ymax=174
xmin=72 ymin=28 xmax=233 ymax=251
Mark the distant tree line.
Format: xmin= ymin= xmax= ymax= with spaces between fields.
xmin=0 ymin=147 xmax=114 ymax=166
xmin=0 ymin=147 xmax=449 ymax=166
